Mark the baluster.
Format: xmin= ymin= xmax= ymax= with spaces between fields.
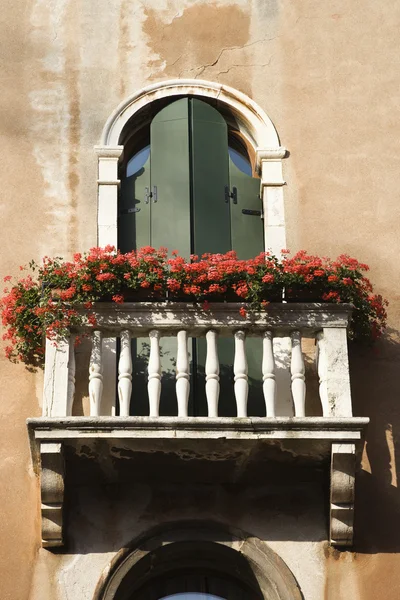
xmin=290 ymin=330 xmax=306 ymax=416
xmin=148 ymin=330 xmax=161 ymax=417
xmin=89 ymin=330 xmax=103 ymax=416
xmin=206 ymin=330 xmax=220 ymax=417
xmin=176 ymin=330 xmax=190 ymax=417
xmin=316 ymin=333 xmax=329 ymax=416
xmin=234 ymin=330 xmax=248 ymax=417
xmin=118 ymin=330 xmax=132 ymax=417
xmin=262 ymin=330 xmax=276 ymax=417
xmin=66 ymin=335 xmax=76 ymax=416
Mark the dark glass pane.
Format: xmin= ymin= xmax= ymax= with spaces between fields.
xmin=127 ymin=145 xmax=151 ymax=177
xmin=160 ymin=595 xmax=225 ymax=600
xmin=228 ymin=147 xmax=252 ymax=176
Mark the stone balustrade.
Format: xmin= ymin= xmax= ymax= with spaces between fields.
xmin=30 ymin=302 xmax=369 ymax=548
xmin=42 ymin=302 xmax=354 ymax=419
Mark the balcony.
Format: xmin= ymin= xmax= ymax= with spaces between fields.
xmin=27 ymin=302 xmax=368 ymax=548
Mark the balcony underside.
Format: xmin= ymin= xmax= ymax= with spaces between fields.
xmin=28 ymin=416 xmax=368 ymax=549
xmin=28 ymin=416 xmax=368 ymax=477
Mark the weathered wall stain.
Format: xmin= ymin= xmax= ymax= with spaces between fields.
xmin=118 ymin=0 xmax=130 ymax=99
xmin=142 ymin=3 xmax=250 ymax=85
xmin=0 ymin=0 xmax=46 ymax=598
xmin=29 ymin=0 xmax=72 ymax=257
xmin=65 ymin=0 xmax=81 ymax=255
xmin=0 ymin=1 xmax=400 ymax=599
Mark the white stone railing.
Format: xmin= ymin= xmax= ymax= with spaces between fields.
xmin=42 ymin=302 xmax=354 ymax=419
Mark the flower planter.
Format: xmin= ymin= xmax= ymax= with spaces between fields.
xmin=167 ymin=289 xmax=241 ymax=303
xmin=102 ymin=287 xmax=166 ymax=302
xmin=284 ymin=287 xmax=324 ymax=303
xmin=259 ymin=290 xmax=284 ymax=303
xmin=1 ymin=246 xmax=389 ymax=366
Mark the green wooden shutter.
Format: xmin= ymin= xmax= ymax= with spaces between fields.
xmin=150 ymin=98 xmax=191 ymax=258
xmin=149 ymin=99 xmax=193 ymax=413
xmin=190 ymin=99 xmax=231 ymax=256
xmin=119 ymin=152 xmax=154 ymax=416
xmin=228 ymin=159 xmax=264 ymax=416
xmin=120 ymin=98 xmax=265 ymax=417
xmin=118 ymin=155 xmax=151 ymax=254
xmin=190 ymin=100 xmax=232 ymax=415
xmin=229 ymin=158 xmax=263 ymax=259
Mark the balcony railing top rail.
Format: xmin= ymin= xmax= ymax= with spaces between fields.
xmin=73 ymin=301 xmax=352 ymax=336
xmin=43 ymin=302 xmax=354 ymax=421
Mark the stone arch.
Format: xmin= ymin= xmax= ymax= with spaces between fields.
xmin=94 ymin=81 xmax=287 ymax=416
xmin=93 ymin=521 xmax=303 ymax=600
xmin=95 ymin=79 xmax=286 ymax=254
xmin=100 ymin=79 xmax=282 ymax=152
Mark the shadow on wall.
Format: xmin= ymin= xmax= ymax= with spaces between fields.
xmin=351 ymin=329 xmax=400 ymax=553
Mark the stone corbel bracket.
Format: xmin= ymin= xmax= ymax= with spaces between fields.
xmin=330 ymin=442 xmax=356 ymax=546
xmin=40 ymin=442 xmax=65 ymax=548
xmin=28 ymin=417 xmax=368 ymax=549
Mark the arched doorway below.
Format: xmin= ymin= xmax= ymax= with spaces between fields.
xmin=95 ymin=523 xmax=303 ymax=600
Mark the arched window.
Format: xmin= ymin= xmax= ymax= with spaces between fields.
xmin=116 ymin=97 xmax=266 ymax=417
xmin=99 ymin=541 xmax=264 ymax=600
xmin=160 ymin=595 xmax=224 ymax=600
xmin=95 ymin=524 xmax=302 ymax=600
xmin=129 ymin=569 xmax=261 ymax=600
xmin=95 ymin=80 xmax=286 ymax=416
xmin=118 ymin=97 xmax=263 ymax=260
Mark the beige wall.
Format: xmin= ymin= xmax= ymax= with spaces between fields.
xmin=1 ymin=0 xmax=400 ymax=598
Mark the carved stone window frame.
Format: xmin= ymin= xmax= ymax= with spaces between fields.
xmin=94 ymin=78 xmax=287 ymax=257
xmin=93 ymin=79 xmax=287 ymax=417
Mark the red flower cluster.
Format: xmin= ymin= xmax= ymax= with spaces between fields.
xmin=280 ymin=250 xmax=388 ymax=341
xmin=0 ymin=247 xmax=389 ymax=366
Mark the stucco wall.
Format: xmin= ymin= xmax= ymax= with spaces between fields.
xmin=29 ymin=479 xmax=328 ymax=600
xmin=1 ymin=1 xmax=400 ymax=599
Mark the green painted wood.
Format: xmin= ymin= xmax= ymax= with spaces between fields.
xmin=190 ymin=99 xmax=232 ymax=415
xmin=118 ymin=156 xmax=151 ymax=253
xmin=149 ymin=99 xmax=193 ymax=414
xmin=150 ymin=98 xmax=191 ymax=258
xmin=229 ymin=158 xmax=264 ymax=416
xmin=229 ymin=158 xmax=264 ymax=259
xmin=191 ymin=99 xmax=231 ymax=256
xmin=120 ymin=98 xmax=265 ymax=417
xmin=118 ymin=155 xmax=152 ymax=416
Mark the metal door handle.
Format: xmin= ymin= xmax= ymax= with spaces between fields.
xmin=152 ymin=186 xmax=158 ymax=203
xmin=225 ymin=186 xmax=237 ymax=203
xmin=145 ymin=187 xmax=150 ymax=204
xmin=224 ymin=185 xmax=230 ymax=203
xmin=242 ymin=209 xmax=262 ymax=217
xmin=119 ymin=207 xmax=141 ymax=215
xmin=232 ymin=186 xmax=237 ymax=204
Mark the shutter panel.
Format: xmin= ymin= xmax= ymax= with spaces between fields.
xmin=191 ymin=99 xmax=231 ymax=256
xmin=150 ymin=99 xmax=193 ymax=413
xmin=229 ymin=159 xmax=264 ymax=417
xmin=119 ymin=153 xmax=153 ymax=417
xmin=150 ymin=98 xmax=191 ymax=258
xmin=190 ymin=99 xmax=232 ymax=415
xmin=229 ymin=158 xmax=264 ymax=259
xmin=121 ymin=99 xmax=265 ymax=417
xmin=118 ymin=154 xmax=151 ymax=253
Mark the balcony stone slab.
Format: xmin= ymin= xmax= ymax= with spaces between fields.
xmin=27 ymin=416 xmax=368 ymax=549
